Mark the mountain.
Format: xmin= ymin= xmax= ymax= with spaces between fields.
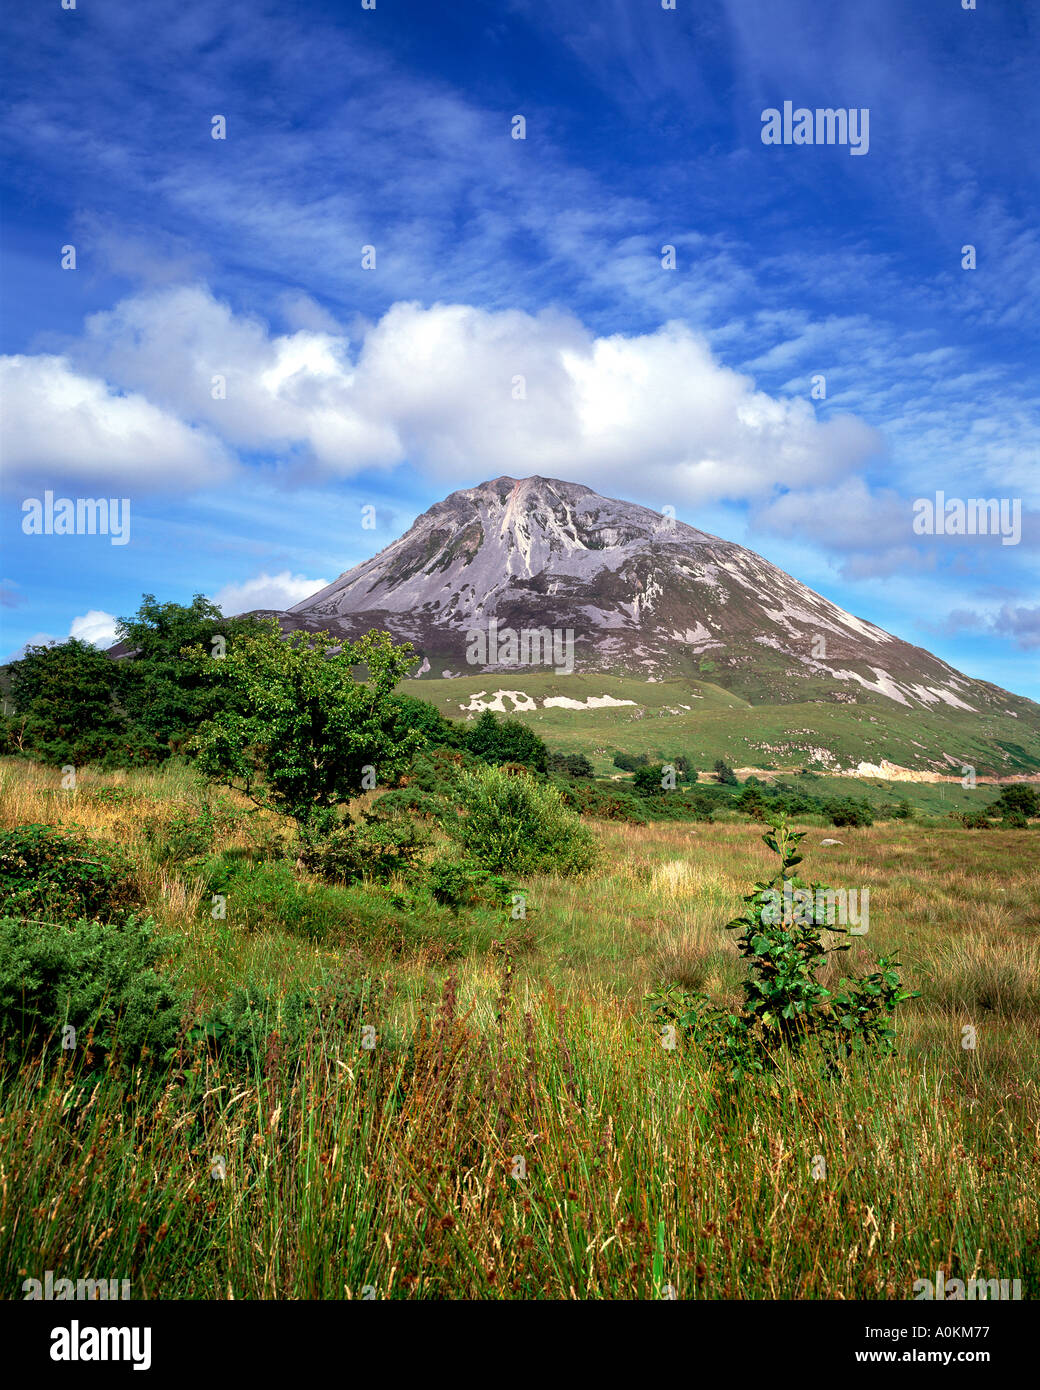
xmin=246 ymin=475 xmax=1039 ymax=774
xmin=271 ymin=476 xmax=1019 ymax=703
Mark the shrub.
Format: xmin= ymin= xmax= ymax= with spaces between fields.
xmin=0 ymin=824 xmax=141 ymax=922
xmin=826 ymin=798 xmax=874 ymax=828
xmin=649 ymin=814 xmax=916 ymax=1079
xmin=992 ymin=784 xmax=1039 ymax=819
xmin=613 ymin=751 xmax=649 ymax=772
xmin=299 ymin=815 xmax=429 ymax=885
xmin=558 ymin=782 xmax=648 ymax=824
xmin=549 ymin=751 xmax=594 ymax=779
xmin=0 ymin=914 xmax=182 ymax=1067
xmin=427 ymin=855 xmax=516 ymax=912
xmin=447 ymin=764 xmax=598 ymax=875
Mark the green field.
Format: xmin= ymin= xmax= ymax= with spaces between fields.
xmin=401 ymin=671 xmax=1040 ymax=780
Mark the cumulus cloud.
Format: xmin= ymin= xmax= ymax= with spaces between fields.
xmin=57 ymin=286 xmax=881 ymax=503
xmin=0 ymin=354 xmax=234 ymax=493
xmin=211 ymin=571 xmax=329 ymax=615
xmin=69 ymin=610 xmax=120 ymax=648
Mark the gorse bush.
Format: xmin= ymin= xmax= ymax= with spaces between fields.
xmin=0 ymin=914 xmax=182 ymax=1067
xmin=0 ymin=823 xmax=141 ymax=922
xmin=447 ymin=764 xmax=598 ymax=876
xmin=650 ymin=814 xmax=916 ymax=1079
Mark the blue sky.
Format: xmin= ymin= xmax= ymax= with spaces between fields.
xmin=2 ymin=0 xmax=1037 ymax=696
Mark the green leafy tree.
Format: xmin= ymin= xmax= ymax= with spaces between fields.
xmin=991 ymin=784 xmax=1039 ymax=820
xmin=463 ymin=709 xmax=549 ymax=773
xmin=389 ymin=694 xmax=462 ymax=749
xmin=713 ymin=759 xmax=738 ymax=786
xmin=633 ymin=763 xmax=668 ymax=797
xmin=6 ymin=639 xmax=126 ymax=766
xmin=190 ymin=623 xmax=423 ymax=841
xmin=115 ymin=594 xmax=267 ymax=754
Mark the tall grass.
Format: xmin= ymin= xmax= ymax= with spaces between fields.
xmin=1 ymin=757 xmax=1037 ymax=1298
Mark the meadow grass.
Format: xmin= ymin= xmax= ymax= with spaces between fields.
xmin=1 ymin=757 xmax=1037 ymax=1299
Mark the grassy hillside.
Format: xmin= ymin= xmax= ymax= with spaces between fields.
xmin=400 ymin=672 xmax=1040 ymax=778
xmin=1 ymin=756 xmax=1037 ymax=1299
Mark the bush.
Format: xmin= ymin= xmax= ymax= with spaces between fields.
xmin=613 ymin=751 xmax=649 ymax=772
xmin=0 ymin=824 xmax=141 ymax=922
xmin=447 ymin=764 xmax=598 ymax=876
xmin=548 ymin=752 xmax=594 ymax=779
xmin=992 ymin=784 xmax=1039 ymax=820
xmin=143 ymin=803 xmax=216 ymax=864
xmin=201 ymin=857 xmax=354 ymax=941
xmin=826 ymin=798 xmax=874 ymax=828
xmin=427 ymin=855 xmax=516 ymax=912
xmin=558 ymin=782 xmax=648 ymax=824
xmin=299 ymin=815 xmax=429 ymax=885
xmin=0 ymin=914 xmax=182 ymax=1067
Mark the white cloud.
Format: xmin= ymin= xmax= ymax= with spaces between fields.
xmin=211 ymin=570 xmax=329 ymax=615
xmin=0 ymin=354 xmax=233 ymax=493
xmin=63 ymin=286 xmax=881 ymax=504
xmin=69 ymin=610 xmax=120 ymax=648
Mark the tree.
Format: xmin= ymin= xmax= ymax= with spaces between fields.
xmin=549 ymin=751 xmax=594 ymax=779
xmin=713 ymin=759 xmax=738 ymax=786
xmin=190 ymin=624 xmax=423 ymax=840
xmin=6 ymin=639 xmax=127 ymax=766
xmin=991 ymin=784 xmax=1039 ymax=820
xmin=633 ymin=763 xmax=668 ymax=797
xmin=462 ymin=710 xmax=549 ymax=773
xmin=115 ymin=594 xmax=267 ymax=754
xmin=736 ymin=784 xmax=767 ymax=820
xmin=389 ymin=694 xmax=462 ymax=749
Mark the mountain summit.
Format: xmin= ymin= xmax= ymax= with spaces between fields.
xmin=275 ymin=475 xmax=1026 ymax=718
